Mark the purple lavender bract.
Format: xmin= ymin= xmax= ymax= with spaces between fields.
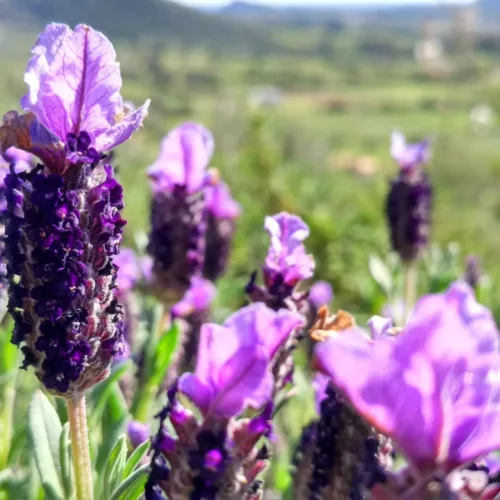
xmin=0 ymin=23 xmax=149 ymax=397
xmin=203 ymin=179 xmax=241 ymax=282
xmin=314 ymin=281 xmax=500 ymax=477
xmin=147 ymin=122 xmax=213 ymax=303
xmin=386 ymin=131 xmax=432 ymax=263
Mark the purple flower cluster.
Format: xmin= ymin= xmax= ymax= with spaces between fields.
xmin=386 ymin=131 xmax=432 ymax=263
xmin=246 ymin=211 xmax=315 ymax=311
xmin=0 ymin=23 xmax=149 ymax=396
xmin=146 ymin=303 xmax=304 ymax=498
xmin=147 ymin=123 xmax=240 ymax=304
xmin=312 ymin=281 xmax=500 ymax=498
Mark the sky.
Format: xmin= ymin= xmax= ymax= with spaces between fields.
xmin=176 ymin=0 xmax=475 ymax=7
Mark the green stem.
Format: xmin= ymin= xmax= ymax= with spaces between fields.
xmin=403 ymin=261 xmax=418 ymax=324
xmin=0 ymin=357 xmax=20 ymax=469
xmin=67 ymin=394 xmax=94 ymax=500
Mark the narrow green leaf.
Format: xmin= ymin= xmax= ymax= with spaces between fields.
xmin=95 ymin=389 xmax=127 ymax=498
xmin=103 ymin=435 xmax=128 ymax=500
xmin=368 ymin=254 xmax=393 ymax=296
xmin=89 ymin=361 xmax=131 ymax=428
xmin=27 ymin=391 xmax=64 ymax=500
xmin=59 ymin=422 xmax=72 ymax=499
xmin=150 ymin=322 xmax=180 ymax=387
xmin=116 ymin=464 xmax=150 ymax=500
xmin=123 ymin=440 xmax=150 ymax=480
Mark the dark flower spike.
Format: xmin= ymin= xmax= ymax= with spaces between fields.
xmin=386 ymin=131 xmax=432 ymax=263
xmin=1 ymin=23 xmax=148 ymax=397
xmin=147 ymin=122 xmax=214 ymax=304
xmin=203 ymin=179 xmax=241 ymax=282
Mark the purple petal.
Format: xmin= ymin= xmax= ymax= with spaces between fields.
xmin=209 ymin=346 xmax=273 ymax=418
xmin=390 ymin=130 xmax=430 ymax=171
xmin=264 ymin=212 xmax=315 ymax=285
xmin=205 ymin=180 xmax=241 ymax=219
xmin=21 ymin=23 xmax=148 ymax=150
xmin=223 ymin=303 xmax=304 ymax=359
xmin=148 ymin=122 xmax=213 ymax=194
xmin=312 ymin=372 xmax=330 ymax=414
xmin=171 ymin=276 xmax=216 ymax=318
xmin=367 ymin=315 xmax=393 ymax=340
xmin=178 ymin=373 xmax=214 ymax=414
xmin=309 ymin=281 xmax=334 ymax=309
xmin=314 ymin=281 xmax=500 ymax=475
xmin=127 ymin=421 xmax=150 ymax=448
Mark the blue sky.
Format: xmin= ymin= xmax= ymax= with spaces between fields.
xmin=176 ymin=0 xmax=475 ymax=7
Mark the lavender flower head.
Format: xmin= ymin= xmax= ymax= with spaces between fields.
xmin=247 ymin=212 xmax=315 ymax=311
xmin=386 ymin=131 xmax=432 ymax=263
xmin=203 ymin=179 xmax=241 ymax=281
xmin=147 ymin=122 xmax=214 ymax=304
xmin=146 ymin=305 xmax=304 ymax=499
xmin=115 ymin=248 xmax=140 ymax=295
xmin=179 ymin=302 xmax=304 ymax=418
xmin=171 ymin=276 xmax=215 ymax=319
xmin=314 ymin=281 xmax=500 ymax=486
xmin=0 ymin=23 xmax=149 ymax=397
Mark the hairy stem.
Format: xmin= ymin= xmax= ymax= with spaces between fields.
xmin=403 ymin=261 xmax=417 ymax=324
xmin=67 ymin=394 xmax=94 ymax=500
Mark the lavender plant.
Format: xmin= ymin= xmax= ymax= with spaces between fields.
xmin=0 ymin=23 xmax=149 ymax=500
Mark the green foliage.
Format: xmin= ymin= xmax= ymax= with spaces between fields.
xmin=27 ymin=391 xmax=65 ymax=500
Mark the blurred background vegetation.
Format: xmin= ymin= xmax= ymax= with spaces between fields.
xmin=1 ymin=0 xmax=500 ymax=318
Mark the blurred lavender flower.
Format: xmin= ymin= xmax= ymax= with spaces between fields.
xmin=128 ymin=420 xmax=150 ymax=449
xmin=308 ymin=281 xmax=333 ymax=310
xmin=0 ymin=23 xmax=149 ymax=397
xmin=167 ymin=276 xmax=216 ymax=379
xmin=147 ymin=303 xmax=303 ymax=499
xmin=203 ymin=179 xmax=241 ymax=281
xmin=179 ymin=303 xmax=303 ymax=418
xmin=464 ymin=254 xmax=482 ymax=291
xmin=246 ymin=212 xmax=315 ymax=311
xmin=147 ymin=123 xmax=214 ymax=304
xmin=314 ymin=281 xmax=500 ymax=496
xmin=114 ymin=248 xmax=141 ymax=361
xmin=386 ymin=131 xmax=432 ymax=263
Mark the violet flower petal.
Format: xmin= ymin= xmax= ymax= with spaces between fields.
xmin=205 ymin=180 xmax=241 ymax=219
xmin=114 ymin=248 xmax=139 ymax=294
xmin=309 ymin=281 xmax=334 ymax=309
xmin=264 ymin=212 xmax=315 ymax=285
xmin=171 ymin=276 xmax=216 ymax=318
xmin=147 ymin=122 xmax=214 ymax=194
xmin=314 ymin=281 xmax=500 ymax=474
xmin=390 ymin=130 xmax=430 ymax=171
xmin=21 ymin=23 xmax=149 ymax=151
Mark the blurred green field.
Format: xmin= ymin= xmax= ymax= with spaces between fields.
xmin=2 ymin=24 xmax=500 ymax=319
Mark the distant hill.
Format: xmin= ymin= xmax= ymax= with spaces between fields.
xmin=217 ymin=0 xmax=498 ymax=31
xmin=0 ymin=0 xmax=281 ymax=53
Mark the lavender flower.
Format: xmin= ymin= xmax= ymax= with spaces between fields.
xmin=167 ymin=276 xmax=216 ymax=379
xmin=308 ymin=281 xmax=333 ymax=310
xmin=147 ymin=123 xmax=214 ymax=304
xmin=179 ymin=303 xmax=304 ymax=418
xmin=464 ymin=254 xmax=482 ymax=290
xmin=128 ymin=420 xmax=150 ymax=449
xmin=314 ymin=281 xmax=500 ymax=487
xmin=386 ymin=131 xmax=432 ymax=263
xmin=148 ymin=374 xmax=278 ymax=497
xmin=246 ymin=212 xmax=315 ymax=311
xmin=0 ymin=23 xmax=149 ymax=397
xmin=203 ymin=179 xmax=241 ymax=281
xmin=114 ymin=248 xmax=141 ymax=361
